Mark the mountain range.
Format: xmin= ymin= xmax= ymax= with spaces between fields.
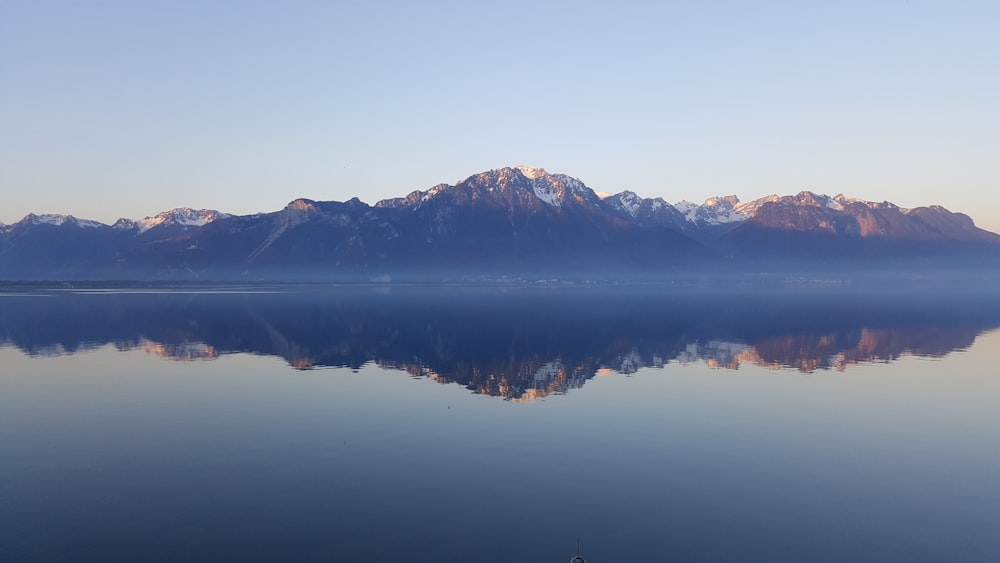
xmin=2 ymin=165 xmax=999 ymax=281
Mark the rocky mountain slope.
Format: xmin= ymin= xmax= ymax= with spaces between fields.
xmin=2 ymin=166 xmax=997 ymax=280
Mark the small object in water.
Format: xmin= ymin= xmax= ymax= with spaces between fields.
xmin=570 ymin=538 xmax=586 ymax=562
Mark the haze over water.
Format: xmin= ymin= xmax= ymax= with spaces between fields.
xmin=2 ymin=285 xmax=999 ymax=562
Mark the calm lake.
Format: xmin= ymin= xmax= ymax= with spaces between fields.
xmin=2 ymin=284 xmax=999 ymax=562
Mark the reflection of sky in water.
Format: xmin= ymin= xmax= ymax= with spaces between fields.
xmin=2 ymin=325 xmax=999 ymax=562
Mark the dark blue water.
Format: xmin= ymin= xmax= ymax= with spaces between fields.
xmin=2 ymin=285 xmax=999 ymax=562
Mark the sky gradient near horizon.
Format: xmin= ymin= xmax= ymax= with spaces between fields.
xmin=2 ymin=1 xmax=999 ymax=231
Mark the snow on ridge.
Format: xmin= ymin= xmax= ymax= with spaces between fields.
xmin=137 ymin=208 xmax=228 ymax=233
xmin=113 ymin=218 xmax=138 ymax=230
xmin=28 ymin=214 xmax=106 ymax=228
xmin=513 ymin=165 xmax=594 ymax=199
xmin=703 ymin=195 xmax=739 ymax=208
xmin=138 ymin=218 xmax=164 ymax=233
xmin=514 ymin=165 xmax=547 ymax=179
xmin=833 ymin=193 xmax=908 ymax=213
xmin=673 ymin=201 xmax=700 ymax=223
xmin=35 ymin=214 xmax=72 ymax=226
xmin=604 ymin=192 xmax=673 ymax=218
xmin=673 ymin=198 xmax=749 ymax=225
xmin=833 ymin=194 xmax=879 ymax=208
xmin=75 ymin=218 xmax=107 ymax=228
xmin=734 ymin=194 xmax=780 ymax=216
xmin=794 ymin=191 xmax=843 ymax=211
xmin=420 ymin=185 xmax=447 ymax=202
xmin=732 ymin=192 xmax=912 ymax=216
xmin=550 ymin=173 xmax=591 ymax=197
xmin=833 ymin=193 xmax=867 ymax=207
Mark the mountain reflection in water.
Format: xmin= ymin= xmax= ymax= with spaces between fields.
xmin=3 ymin=285 xmax=999 ymax=401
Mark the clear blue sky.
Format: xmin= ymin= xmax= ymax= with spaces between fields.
xmin=2 ymin=1 xmax=998 ymax=231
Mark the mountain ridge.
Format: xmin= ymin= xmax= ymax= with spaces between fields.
xmin=2 ymin=166 xmax=998 ymax=280
xmin=5 ymin=166 xmax=996 ymax=239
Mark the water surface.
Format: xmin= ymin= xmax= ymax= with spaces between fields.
xmin=2 ymin=285 xmax=999 ymax=561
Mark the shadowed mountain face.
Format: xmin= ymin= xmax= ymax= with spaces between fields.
xmin=2 ymin=167 xmax=999 ymax=281
xmin=4 ymin=285 xmax=999 ymax=401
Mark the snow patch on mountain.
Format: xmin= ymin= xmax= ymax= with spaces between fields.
xmin=604 ymin=190 xmax=667 ymax=220
xmin=137 ymin=208 xmax=229 ymax=233
xmin=421 ymin=185 xmax=448 ymax=202
xmin=514 ymin=165 xmax=547 ymax=179
xmin=531 ymin=181 xmax=562 ymax=207
xmin=674 ymin=201 xmax=699 ymax=222
xmin=734 ymin=194 xmax=781 ymax=216
xmin=113 ymin=218 xmax=138 ymax=230
xmin=833 ymin=194 xmax=909 ymax=213
xmin=404 ymin=166 xmax=601 ymax=210
xmin=25 ymin=214 xmax=106 ymax=229
xmin=514 ymin=167 xmax=597 ymax=207
xmin=675 ymin=196 xmax=749 ymax=225
xmin=796 ymin=191 xmax=843 ymax=210
xmin=616 ymin=191 xmax=643 ymax=218
xmin=34 ymin=214 xmax=70 ymax=226
xmin=551 ymin=174 xmax=585 ymax=195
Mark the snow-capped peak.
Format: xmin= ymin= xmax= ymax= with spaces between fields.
xmin=610 ymin=190 xmax=643 ymax=218
xmin=23 ymin=213 xmax=106 ymax=229
xmin=791 ymin=191 xmax=843 ymax=210
xmin=513 ymin=165 xmax=547 ymax=179
xmin=508 ymin=167 xmax=597 ymax=208
xmin=137 ymin=208 xmax=228 ymax=233
xmin=674 ymin=196 xmax=749 ymax=225
xmin=32 ymin=213 xmax=68 ymax=226
xmin=508 ymin=165 xmax=569 ymax=206
xmin=704 ymin=195 xmax=740 ymax=208
xmin=113 ymin=218 xmax=138 ymax=230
